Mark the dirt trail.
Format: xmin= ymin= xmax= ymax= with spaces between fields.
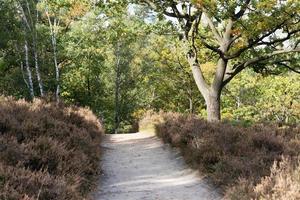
xmin=94 ymin=132 xmax=221 ymax=200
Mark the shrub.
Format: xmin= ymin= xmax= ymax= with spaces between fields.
xmin=139 ymin=110 xmax=165 ymax=133
xmin=254 ymin=157 xmax=300 ymax=200
xmin=140 ymin=112 xmax=300 ymax=199
xmin=0 ymin=96 xmax=103 ymax=199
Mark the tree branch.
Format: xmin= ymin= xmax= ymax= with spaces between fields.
xmin=272 ymin=60 xmax=300 ymax=74
xmin=233 ymin=0 xmax=251 ymax=20
xmin=203 ymin=11 xmax=223 ymax=43
xmin=257 ymin=28 xmax=300 ymax=46
xmin=226 ymin=18 xmax=293 ymax=59
xmin=222 ymin=48 xmax=300 ymax=87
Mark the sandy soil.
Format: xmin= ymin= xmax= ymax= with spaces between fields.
xmin=93 ymin=132 xmax=221 ymax=200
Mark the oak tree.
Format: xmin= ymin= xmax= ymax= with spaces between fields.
xmin=138 ymin=0 xmax=300 ymax=121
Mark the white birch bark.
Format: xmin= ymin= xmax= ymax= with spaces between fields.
xmin=24 ymin=41 xmax=35 ymax=99
xmin=21 ymin=0 xmax=44 ymax=97
xmin=30 ymin=1 xmax=44 ymax=97
xmin=45 ymin=9 xmax=60 ymax=102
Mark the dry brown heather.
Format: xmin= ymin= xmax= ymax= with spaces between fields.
xmin=0 ymin=96 xmax=103 ymax=200
xmin=140 ymin=111 xmax=300 ymax=199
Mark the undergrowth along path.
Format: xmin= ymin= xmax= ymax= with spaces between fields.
xmin=94 ymin=132 xmax=221 ymax=200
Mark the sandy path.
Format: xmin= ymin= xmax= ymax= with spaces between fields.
xmin=94 ymin=132 xmax=221 ymax=200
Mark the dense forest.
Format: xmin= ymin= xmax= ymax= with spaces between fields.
xmin=0 ymin=0 xmax=300 ymax=199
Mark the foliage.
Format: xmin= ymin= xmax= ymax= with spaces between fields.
xmin=0 ymin=96 xmax=103 ymax=199
xmin=0 ymin=1 xmax=299 ymax=198
xmin=0 ymin=0 xmax=299 ymax=128
xmin=61 ymin=5 xmax=150 ymax=132
xmin=137 ymin=0 xmax=300 ymax=121
xmin=222 ymin=70 xmax=300 ymax=124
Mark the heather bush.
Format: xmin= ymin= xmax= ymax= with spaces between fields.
xmin=0 ymin=96 xmax=103 ymax=199
xmin=254 ymin=157 xmax=300 ymax=200
xmin=140 ymin=112 xmax=300 ymax=199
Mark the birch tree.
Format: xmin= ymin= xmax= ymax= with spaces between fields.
xmin=38 ymin=0 xmax=93 ymax=102
xmin=44 ymin=1 xmax=61 ymax=103
xmin=18 ymin=0 xmax=44 ymax=97
xmin=24 ymin=40 xmax=35 ymax=98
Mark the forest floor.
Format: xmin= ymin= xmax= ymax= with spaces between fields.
xmin=93 ymin=132 xmax=221 ymax=200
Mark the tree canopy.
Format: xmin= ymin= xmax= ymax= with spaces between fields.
xmin=137 ymin=0 xmax=300 ymax=121
xmin=0 ymin=0 xmax=299 ymax=131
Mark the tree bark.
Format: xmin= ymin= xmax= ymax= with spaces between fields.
xmin=25 ymin=0 xmax=44 ymax=97
xmin=186 ymin=49 xmax=223 ymax=121
xmin=51 ymin=26 xmax=60 ymax=103
xmin=18 ymin=1 xmax=40 ymax=98
xmin=114 ymin=43 xmax=121 ymax=134
xmin=188 ymin=97 xmax=193 ymax=114
xmin=46 ymin=10 xmax=60 ymax=103
xmin=33 ymin=43 xmax=44 ymax=97
xmin=205 ymin=93 xmax=221 ymax=122
xmin=53 ymin=38 xmax=60 ymax=103
xmin=24 ymin=41 xmax=35 ymax=99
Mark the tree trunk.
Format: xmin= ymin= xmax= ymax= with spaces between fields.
xmin=24 ymin=41 xmax=35 ymax=99
xmin=114 ymin=43 xmax=121 ymax=134
xmin=33 ymin=46 xmax=44 ymax=97
xmin=186 ymin=49 xmax=221 ymax=121
xmin=187 ymin=88 xmax=194 ymax=114
xmin=25 ymin=0 xmax=44 ymax=97
xmin=186 ymin=51 xmax=223 ymax=122
xmin=189 ymin=97 xmax=193 ymax=113
xmin=52 ymin=33 xmax=59 ymax=103
xmin=205 ymin=93 xmax=221 ymax=122
xmin=114 ymin=72 xmax=120 ymax=134
xmin=46 ymin=11 xmax=60 ymax=103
